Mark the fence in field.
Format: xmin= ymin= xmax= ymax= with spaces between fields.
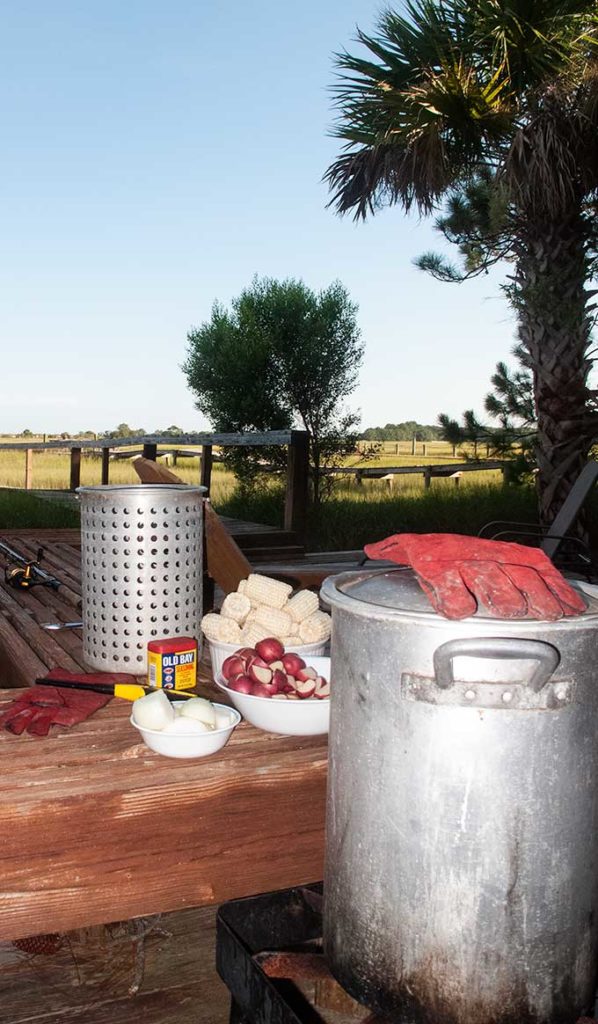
xmin=357 ymin=439 xmax=498 ymax=458
xmin=324 ymin=460 xmax=508 ymax=489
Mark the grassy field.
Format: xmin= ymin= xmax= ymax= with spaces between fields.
xmin=0 ymin=444 xmax=553 ymax=550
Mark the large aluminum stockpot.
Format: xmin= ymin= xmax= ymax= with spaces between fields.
xmin=321 ymin=568 xmax=598 ymax=1024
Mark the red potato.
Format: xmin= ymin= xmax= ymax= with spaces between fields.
xmin=314 ymin=677 xmax=330 ymax=699
xmin=228 ymin=674 xmax=254 ymax=694
xmin=245 ymin=653 xmax=269 ymax=671
xmin=295 ymin=678 xmax=317 ymax=699
xmin=268 ymin=659 xmax=285 ymax=673
xmin=251 ymin=681 xmax=277 ymax=698
xmin=236 ymin=647 xmax=258 ymax=663
xmin=221 ymin=655 xmax=246 ymax=681
xmin=286 ymin=692 xmax=300 ymax=700
xmin=282 ymin=653 xmax=306 ymax=676
xmin=272 ymin=668 xmax=289 ymax=692
xmin=271 ymin=694 xmax=289 ymax=700
xmin=255 ymin=638 xmax=285 ymax=663
xmin=248 ymin=663 xmax=273 ymax=685
xmin=296 ymin=666 xmax=318 ymax=682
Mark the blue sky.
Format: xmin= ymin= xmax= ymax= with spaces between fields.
xmin=1 ymin=0 xmax=515 ymax=435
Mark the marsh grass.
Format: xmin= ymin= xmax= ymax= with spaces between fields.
xmin=2 ymin=449 xmax=593 ymax=553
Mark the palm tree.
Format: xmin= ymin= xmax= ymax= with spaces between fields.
xmin=325 ymin=0 xmax=598 ymax=527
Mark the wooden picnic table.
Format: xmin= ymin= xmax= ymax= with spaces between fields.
xmin=0 ymin=529 xmax=327 ymax=942
xmin=0 ymin=682 xmax=327 ymax=942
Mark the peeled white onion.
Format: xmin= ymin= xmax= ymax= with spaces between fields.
xmin=162 ymin=716 xmax=210 ymax=735
xmin=132 ymin=690 xmax=175 ymax=731
xmin=178 ymin=697 xmax=217 ymax=729
xmin=214 ymin=708 xmax=235 ymax=730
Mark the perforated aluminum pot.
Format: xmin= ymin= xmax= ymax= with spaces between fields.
xmin=321 ymin=568 xmax=598 ymax=1024
xmin=79 ymin=485 xmax=204 ymax=672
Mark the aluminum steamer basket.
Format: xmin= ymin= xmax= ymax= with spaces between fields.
xmin=78 ymin=485 xmax=205 ymax=672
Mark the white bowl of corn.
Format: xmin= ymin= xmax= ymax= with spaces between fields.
xmin=201 ymin=573 xmax=331 ymax=680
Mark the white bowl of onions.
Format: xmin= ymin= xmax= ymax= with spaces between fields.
xmin=214 ymin=639 xmax=330 ymax=737
xmin=130 ymin=690 xmax=241 ymax=758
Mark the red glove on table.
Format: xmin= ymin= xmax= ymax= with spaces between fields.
xmin=364 ymin=533 xmax=587 ymax=620
xmin=0 ymin=669 xmax=126 ymax=737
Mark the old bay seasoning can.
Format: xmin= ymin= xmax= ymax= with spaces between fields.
xmin=147 ymin=637 xmax=198 ymax=690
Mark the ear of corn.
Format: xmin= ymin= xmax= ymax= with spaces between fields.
xmin=220 ymin=592 xmax=251 ymax=625
xmin=298 ymin=611 xmax=332 ymax=644
xmin=286 ymin=590 xmax=319 ymax=623
xmin=245 ymin=573 xmax=293 ymax=610
xmin=241 ymin=622 xmax=274 ymax=646
xmin=237 ymin=579 xmax=248 ymax=595
xmin=281 ymin=634 xmax=304 ymax=646
xmin=201 ymin=612 xmax=242 ymax=644
xmin=252 ymin=604 xmax=292 ymax=637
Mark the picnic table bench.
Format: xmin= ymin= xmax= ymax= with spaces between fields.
xmin=0 ymin=529 xmax=327 ymax=942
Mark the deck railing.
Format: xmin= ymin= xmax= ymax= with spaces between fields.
xmin=0 ymin=431 xmax=310 ymax=544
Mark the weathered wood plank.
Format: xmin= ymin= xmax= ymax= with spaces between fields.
xmin=0 ymin=690 xmax=327 ymax=939
xmin=0 ymin=431 xmax=297 ymax=451
xmin=0 ymin=905 xmax=229 ymax=1024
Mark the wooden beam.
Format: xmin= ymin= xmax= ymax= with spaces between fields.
xmin=24 ymin=449 xmax=33 ymax=490
xmin=284 ymin=430 xmax=309 ymax=544
xmin=101 ymin=447 xmax=110 ymax=485
xmin=200 ymin=445 xmax=213 ymax=495
xmin=69 ymin=447 xmax=81 ymax=491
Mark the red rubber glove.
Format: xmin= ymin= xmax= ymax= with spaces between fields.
xmin=364 ymin=533 xmax=587 ymax=620
xmin=0 ymin=669 xmax=128 ymax=737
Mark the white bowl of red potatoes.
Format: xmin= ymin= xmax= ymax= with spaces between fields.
xmin=215 ymin=637 xmax=330 ymax=736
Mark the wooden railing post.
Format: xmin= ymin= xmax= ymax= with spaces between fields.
xmin=200 ymin=445 xmax=213 ymax=495
xmin=70 ymin=447 xmax=82 ymax=491
xmin=284 ymin=430 xmax=309 ymax=544
xmin=101 ymin=448 xmax=110 ymax=485
xmin=25 ymin=449 xmax=33 ymax=490
xmin=143 ymin=443 xmax=157 ymax=461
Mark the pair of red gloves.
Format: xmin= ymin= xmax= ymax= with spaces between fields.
xmin=364 ymin=533 xmax=586 ymax=620
xmin=0 ymin=669 xmax=128 ymax=736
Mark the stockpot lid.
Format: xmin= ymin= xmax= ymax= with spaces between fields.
xmin=321 ymin=567 xmax=597 ymax=622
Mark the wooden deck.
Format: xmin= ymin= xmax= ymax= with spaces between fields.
xmin=0 ymin=527 xmax=338 ymax=1023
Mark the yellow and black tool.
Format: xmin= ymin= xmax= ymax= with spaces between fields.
xmin=0 ymin=541 xmax=60 ymax=590
xmin=34 ymin=677 xmax=196 ymax=702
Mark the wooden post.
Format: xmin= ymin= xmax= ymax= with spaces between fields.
xmin=356 ymin=469 xmax=363 ymax=486
xmin=395 ymin=442 xmax=399 ymax=455
xmin=101 ymin=448 xmax=110 ymax=485
xmin=143 ymin=443 xmax=157 ymax=461
xmin=284 ymin=430 xmax=309 ymax=544
xmin=200 ymin=445 xmax=213 ymax=494
xmin=452 ymin=444 xmax=457 ymax=457
xmin=70 ymin=447 xmax=82 ymax=491
xmin=24 ymin=449 xmax=33 ymax=490
xmin=424 ymin=468 xmax=432 ymax=490
xmin=422 ymin=442 xmax=427 ymax=456
xmin=411 ymin=436 xmax=416 ymax=456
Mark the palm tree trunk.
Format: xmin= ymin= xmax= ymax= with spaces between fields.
xmin=513 ymin=205 xmax=595 ymax=530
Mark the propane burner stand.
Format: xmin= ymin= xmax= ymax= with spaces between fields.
xmin=216 ymin=884 xmax=598 ymax=1024
xmin=216 ymin=883 xmax=391 ymax=1024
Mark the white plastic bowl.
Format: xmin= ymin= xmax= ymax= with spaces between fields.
xmin=208 ymin=637 xmax=329 ymax=680
xmin=130 ymin=701 xmax=241 ymax=758
xmin=215 ymin=656 xmax=331 ymax=736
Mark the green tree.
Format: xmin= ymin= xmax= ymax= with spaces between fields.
xmin=105 ymin=423 xmax=146 ymax=439
xmin=325 ymin=0 xmax=598 ymax=527
xmin=183 ymin=277 xmax=365 ymax=503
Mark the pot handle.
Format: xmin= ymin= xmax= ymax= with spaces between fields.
xmin=433 ymin=637 xmax=560 ymax=693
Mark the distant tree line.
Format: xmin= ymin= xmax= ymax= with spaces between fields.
xmin=361 ymin=421 xmax=442 ymax=442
